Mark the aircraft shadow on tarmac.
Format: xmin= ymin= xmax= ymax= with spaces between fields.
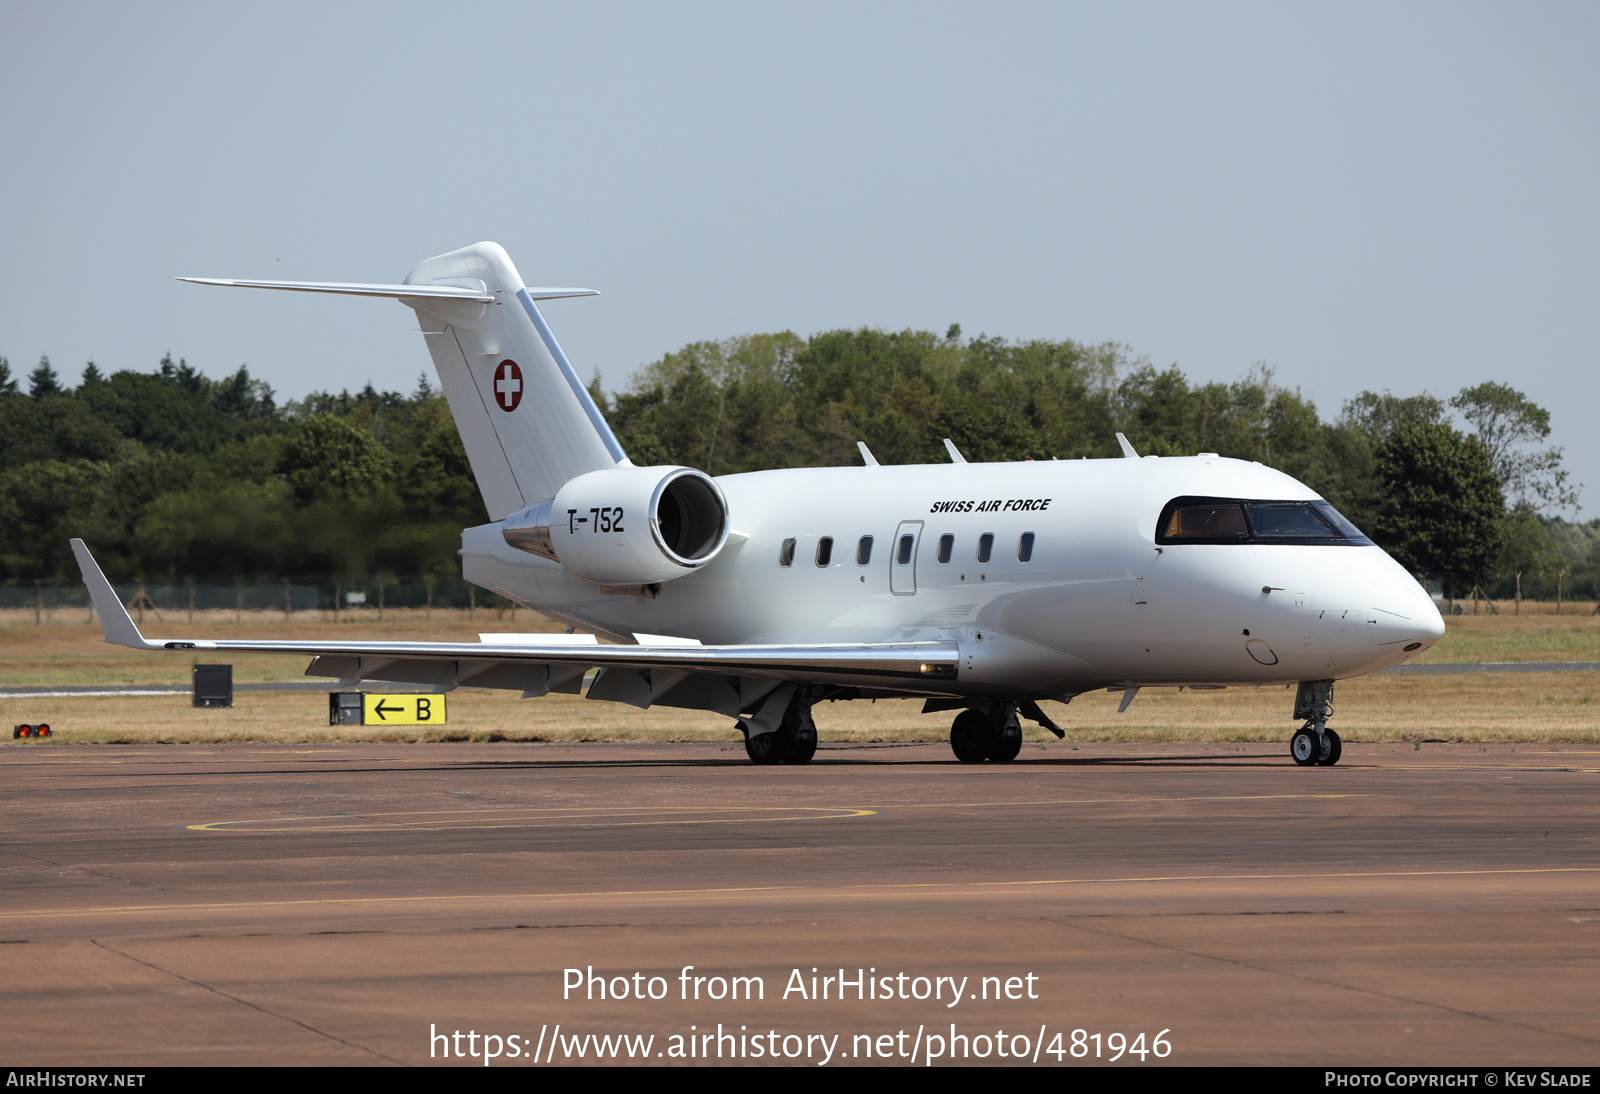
xmin=135 ymin=749 xmax=1298 ymax=778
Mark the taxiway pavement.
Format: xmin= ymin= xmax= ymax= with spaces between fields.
xmin=2 ymin=740 xmax=1598 ymax=1066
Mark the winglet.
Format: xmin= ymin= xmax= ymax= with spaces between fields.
xmin=942 ymin=438 xmax=967 ymax=464
xmin=857 ymin=441 xmax=879 ymax=467
xmin=70 ymin=540 xmax=161 ymax=649
xmin=1116 ymin=433 xmax=1139 ymax=459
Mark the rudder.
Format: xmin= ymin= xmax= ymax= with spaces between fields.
xmin=402 ymin=242 xmax=625 ymax=518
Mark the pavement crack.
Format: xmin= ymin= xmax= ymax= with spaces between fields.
xmin=1040 ymin=916 xmax=1600 ymax=1048
xmin=1 ymin=847 xmax=165 ymax=892
xmin=88 ymin=939 xmax=405 ymax=1065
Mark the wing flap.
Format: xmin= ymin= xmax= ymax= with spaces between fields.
xmin=73 ymin=540 xmax=957 ymax=685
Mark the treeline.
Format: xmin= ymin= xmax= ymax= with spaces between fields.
xmin=0 ymin=354 xmax=483 ymax=585
xmin=0 ymin=331 xmax=1593 ymax=601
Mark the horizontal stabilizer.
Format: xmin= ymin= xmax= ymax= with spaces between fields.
xmin=174 ymin=277 xmax=599 ymax=303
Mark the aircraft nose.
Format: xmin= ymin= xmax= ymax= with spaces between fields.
xmin=1419 ymin=598 xmax=1446 ymax=643
xmin=1382 ymin=569 xmax=1445 ymax=652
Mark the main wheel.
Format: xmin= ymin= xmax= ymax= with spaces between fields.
xmin=742 ymin=721 xmax=786 ymax=765
xmin=783 ymin=718 xmax=817 ymax=765
xmin=1316 ymin=728 xmax=1342 ymax=766
xmin=1290 ymin=728 xmax=1319 ymax=766
xmin=950 ymin=710 xmax=988 ymax=763
xmin=986 ymin=713 xmax=1023 ymax=762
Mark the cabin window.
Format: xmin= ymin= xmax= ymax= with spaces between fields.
xmin=779 ymin=538 xmax=796 ymax=567
xmin=815 ymin=536 xmax=834 ymax=566
xmin=1018 ymin=532 xmax=1034 ymax=562
xmin=937 ymin=534 xmax=954 ymax=563
xmin=977 ymin=533 xmax=994 ymax=563
xmin=856 ymin=535 xmax=873 ymax=565
xmin=897 ymin=534 xmax=914 ymax=565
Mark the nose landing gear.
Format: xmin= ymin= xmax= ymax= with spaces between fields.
xmin=1290 ymin=679 xmax=1341 ymax=766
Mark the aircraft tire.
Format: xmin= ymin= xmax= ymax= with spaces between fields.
xmin=742 ymin=722 xmax=786 ymax=765
xmin=1316 ymin=728 xmax=1342 ymax=766
xmin=783 ymin=725 xmax=818 ymax=765
xmin=1290 ymin=728 xmax=1320 ymax=766
xmin=950 ymin=710 xmax=988 ymax=763
xmin=987 ymin=714 xmax=1023 ymax=762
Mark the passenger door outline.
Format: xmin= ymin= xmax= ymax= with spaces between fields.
xmin=890 ymin=520 xmax=923 ymax=596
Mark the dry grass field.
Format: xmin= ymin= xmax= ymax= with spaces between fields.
xmin=3 ymin=607 xmax=1598 ymax=747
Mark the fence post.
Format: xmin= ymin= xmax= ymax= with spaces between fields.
xmin=235 ymin=577 xmax=243 ymax=623
xmin=425 ymin=575 xmax=433 ymax=620
xmin=283 ymin=578 xmax=291 ymax=622
xmin=334 ymin=579 xmax=341 ymax=624
xmin=35 ymin=579 xmax=42 ymax=625
xmin=187 ymin=576 xmax=195 ymax=624
xmin=469 ymin=584 xmax=475 ymax=621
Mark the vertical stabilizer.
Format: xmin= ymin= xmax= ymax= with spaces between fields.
xmin=402 ymin=242 xmax=626 ymax=518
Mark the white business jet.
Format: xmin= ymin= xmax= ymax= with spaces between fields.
xmin=72 ymin=242 xmax=1444 ymax=767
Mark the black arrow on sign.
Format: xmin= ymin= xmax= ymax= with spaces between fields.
xmin=372 ymin=699 xmax=404 ymax=721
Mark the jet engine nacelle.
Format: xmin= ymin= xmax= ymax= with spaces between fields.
xmin=501 ymin=466 xmax=730 ymax=586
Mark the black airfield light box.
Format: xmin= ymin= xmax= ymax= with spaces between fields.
xmin=192 ymin=664 xmax=233 ymax=708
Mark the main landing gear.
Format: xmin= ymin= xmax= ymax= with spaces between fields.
xmin=739 ymin=694 xmax=817 ymax=766
xmin=1290 ymin=679 xmax=1341 ymax=767
xmin=939 ymin=698 xmax=1066 ymax=763
xmin=950 ymin=705 xmax=1023 ymax=763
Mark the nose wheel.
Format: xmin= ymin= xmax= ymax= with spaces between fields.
xmin=1289 ymin=680 xmax=1341 ymax=766
xmin=1290 ymin=726 xmax=1341 ymax=766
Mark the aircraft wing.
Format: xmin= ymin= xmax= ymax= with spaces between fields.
xmin=70 ymin=541 xmax=957 ymax=707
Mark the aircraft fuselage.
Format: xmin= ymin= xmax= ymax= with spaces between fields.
xmin=463 ymin=453 xmax=1444 ymax=700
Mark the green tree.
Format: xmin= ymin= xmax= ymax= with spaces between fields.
xmin=1492 ymin=504 xmax=1562 ymax=599
xmin=1342 ymin=390 xmax=1447 ymax=442
xmin=1450 ymin=382 xmax=1578 ymax=510
xmin=1374 ymin=423 xmax=1505 ymax=598
xmin=276 ymin=416 xmax=393 ymax=504
xmin=28 ymin=355 xmax=60 ymax=398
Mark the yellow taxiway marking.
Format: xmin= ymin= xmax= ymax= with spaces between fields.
xmin=890 ymin=793 xmax=1356 ymax=809
xmin=5 ymin=866 xmax=1599 ymax=923
xmin=187 ymin=804 xmax=878 ymax=832
xmin=184 ymin=794 xmax=1345 ymax=833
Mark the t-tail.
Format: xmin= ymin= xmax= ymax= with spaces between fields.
xmin=178 ymin=242 xmax=627 ymax=518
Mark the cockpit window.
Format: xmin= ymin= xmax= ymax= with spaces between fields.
xmin=1164 ymin=503 xmax=1248 ymax=540
xmin=1312 ymin=502 xmax=1367 ymax=540
xmin=1156 ymin=496 xmax=1372 ymax=545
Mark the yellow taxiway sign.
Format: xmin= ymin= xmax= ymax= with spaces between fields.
xmin=361 ymin=693 xmax=446 ymax=725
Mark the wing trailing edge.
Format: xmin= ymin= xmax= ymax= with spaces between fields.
xmin=70 ymin=540 xmax=957 ymax=684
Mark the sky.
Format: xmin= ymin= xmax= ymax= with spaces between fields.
xmin=2 ymin=2 xmax=1595 ymax=511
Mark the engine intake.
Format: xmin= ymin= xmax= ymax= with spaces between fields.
xmin=502 ymin=466 xmax=730 ymax=586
